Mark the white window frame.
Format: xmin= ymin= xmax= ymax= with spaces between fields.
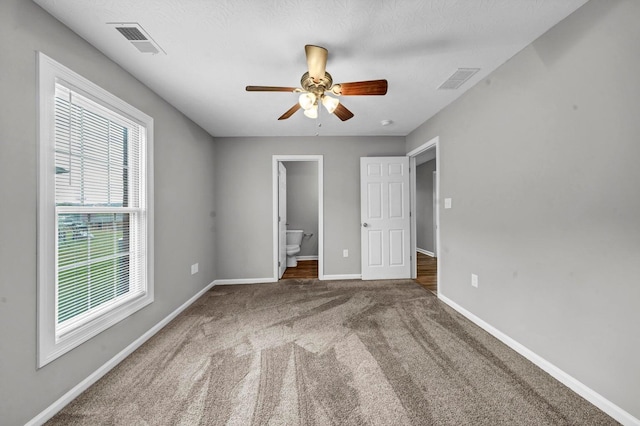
xmin=37 ymin=52 xmax=154 ymax=368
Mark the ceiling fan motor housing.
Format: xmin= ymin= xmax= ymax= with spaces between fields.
xmin=301 ymin=71 xmax=333 ymax=98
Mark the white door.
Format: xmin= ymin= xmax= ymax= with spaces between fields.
xmin=360 ymin=157 xmax=411 ymax=280
xmin=278 ymin=162 xmax=287 ymax=278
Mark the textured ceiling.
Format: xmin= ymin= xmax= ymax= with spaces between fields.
xmin=33 ymin=0 xmax=588 ymax=137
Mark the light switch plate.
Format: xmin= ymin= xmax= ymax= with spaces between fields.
xmin=444 ymin=198 xmax=452 ymax=209
xmin=471 ymin=273 xmax=478 ymax=288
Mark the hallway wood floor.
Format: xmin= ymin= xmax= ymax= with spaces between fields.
xmin=280 ymin=253 xmax=437 ymax=295
xmin=415 ymin=252 xmax=437 ymax=294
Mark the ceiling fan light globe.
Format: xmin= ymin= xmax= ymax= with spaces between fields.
xmin=322 ymin=95 xmax=339 ymax=114
xmin=303 ymin=104 xmax=318 ymax=119
xmin=298 ymin=93 xmax=316 ymax=110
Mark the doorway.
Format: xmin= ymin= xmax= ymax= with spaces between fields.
xmin=408 ymin=136 xmax=440 ymax=293
xmin=272 ymin=155 xmax=324 ymax=280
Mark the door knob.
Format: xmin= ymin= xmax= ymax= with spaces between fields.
xmin=362 ymin=223 xmax=369 ymax=227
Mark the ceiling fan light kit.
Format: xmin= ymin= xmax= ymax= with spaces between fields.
xmin=298 ymin=92 xmax=316 ymax=110
xmin=303 ymin=104 xmax=318 ymax=119
xmin=322 ymin=95 xmax=339 ymax=114
xmin=246 ymin=45 xmax=388 ymax=122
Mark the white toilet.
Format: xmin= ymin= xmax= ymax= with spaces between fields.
xmin=285 ymin=230 xmax=304 ymax=267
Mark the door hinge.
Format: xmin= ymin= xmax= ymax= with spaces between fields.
xmin=278 ymin=216 xmax=281 ymax=222
xmin=278 ymin=261 xmax=281 ymax=267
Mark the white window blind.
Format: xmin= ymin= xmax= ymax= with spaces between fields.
xmin=38 ymin=52 xmax=154 ymax=367
xmin=54 ymin=83 xmax=148 ymax=337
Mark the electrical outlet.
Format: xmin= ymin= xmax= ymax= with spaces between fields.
xmin=191 ymin=263 xmax=199 ymax=275
xmin=343 ymin=249 xmax=349 ymax=258
xmin=471 ymin=273 xmax=478 ymax=288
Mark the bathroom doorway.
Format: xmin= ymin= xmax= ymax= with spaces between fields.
xmin=272 ymin=155 xmax=323 ymax=280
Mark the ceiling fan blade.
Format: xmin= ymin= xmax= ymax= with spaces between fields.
xmin=278 ymin=103 xmax=302 ymax=120
xmin=333 ymin=103 xmax=354 ymax=121
xmin=332 ymin=80 xmax=388 ymax=96
xmin=305 ymin=45 xmax=328 ymax=82
xmin=246 ymin=86 xmax=298 ymax=92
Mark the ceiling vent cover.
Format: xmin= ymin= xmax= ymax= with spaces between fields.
xmin=109 ymin=23 xmax=165 ymax=55
xmin=438 ymin=68 xmax=480 ymax=90
xmin=115 ymin=26 xmax=147 ymax=41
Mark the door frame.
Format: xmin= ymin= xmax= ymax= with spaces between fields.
xmin=272 ymin=155 xmax=324 ymax=280
xmin=277 ymin=162 xmax=287 ymax=279
xmin=407 ymin=136 xmax=440 ymax=289
xmin=432 ymin=170 xmax=438 ymax=257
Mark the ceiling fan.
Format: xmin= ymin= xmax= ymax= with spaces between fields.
xmin=246 ymin=45 xmax=388 ymax=121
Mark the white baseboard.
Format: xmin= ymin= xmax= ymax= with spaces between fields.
xmin=438 ymin=293 xmax=639 ymax=426
xmin=321 ymin=274 xmax=362 ymax=281
xmin=416 ymin=248 xmax=435 ymax=257
xmin=213 ymin=277 xmax=277 ymax=285
xmin=296 ymin=255 xmax=318 ymax=261
xmin=27 ymin=281 xmax=216 ymax=426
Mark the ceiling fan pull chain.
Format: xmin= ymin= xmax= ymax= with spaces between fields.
xmin=315 ymin=101 xmax=322 ymax=136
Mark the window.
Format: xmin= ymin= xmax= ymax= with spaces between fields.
xmin=37 ymin=53 xmax=154 ymax=367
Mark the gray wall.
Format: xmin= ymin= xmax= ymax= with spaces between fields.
xmin=214 ymin=136 xmax=405 ymax=279
xmin=283 ymin=161 xmax=318 ymax=257
xmin=416 ymin=160 xmax=436 ymax=253
xmin=0 ymin=1 xmax=217 ymax=424
xmin=4 ymin=0 xmax=636 ymax=423
xmin=406 ymin=0 xmax=640 ymax=419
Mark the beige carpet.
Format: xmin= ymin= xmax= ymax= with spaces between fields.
xmin=48 ymin=279 xmax=617 ymax=425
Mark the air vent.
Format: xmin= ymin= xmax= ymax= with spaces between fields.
xmin=115 ymin=26 xmax=147 ymax=41
xmin=438 ymin=68 xmax=480 ymax=90
xmin=109 ymin=22 xmax=165 ymax=55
